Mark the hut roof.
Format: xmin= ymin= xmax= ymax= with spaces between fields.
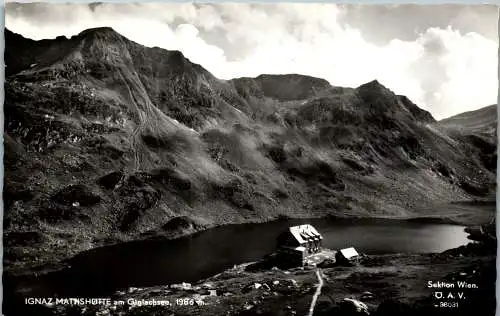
xmin=338 ymin=247 xmax=359 ymax=259
xmin=289 ymin=224 xmax=322 ymax=243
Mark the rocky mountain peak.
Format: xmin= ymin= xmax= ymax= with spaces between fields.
xmin=77 ymin=26 xmax=119 ymax=37
xmin=355 ymin=79 xmax=394 ymax=100
xmin=4 ymin=26 xmax=496 ymax=279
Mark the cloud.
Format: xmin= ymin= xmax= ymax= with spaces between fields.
xmin=5 ymin=3 xmax=498 ymax=119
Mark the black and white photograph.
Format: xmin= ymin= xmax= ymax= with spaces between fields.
xmin=3 ymin=3 xmax=498 ymax=316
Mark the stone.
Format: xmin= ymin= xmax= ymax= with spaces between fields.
xmin=339 ymin=298 xmax=370 ymax=315
xmin=127 ymin=287 xmax=138 ymax=294
xmin=317 ymin=258 xmax=336 ymax=268
xmin=244 ymin=303 xmax=254 ymax=310
xmin=170 ymin=282 xmax=192 ymax=291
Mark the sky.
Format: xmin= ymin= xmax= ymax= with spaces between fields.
xmin=5 ymin=3 xmax=499 ymax=119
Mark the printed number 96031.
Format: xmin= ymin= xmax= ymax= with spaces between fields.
xmin=440 ymin=302 xmax=459 ymax=308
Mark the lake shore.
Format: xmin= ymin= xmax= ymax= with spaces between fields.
xmin=4 ymin=221 xmax=496 ymax=316
xmin=4 ymin=200 xmax=494 ymax=278
xmin=9 ymin=240 xmax=495 ymax=316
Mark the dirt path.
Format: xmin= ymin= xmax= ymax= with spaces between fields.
xmin=307 ymin=268 xmax=324 ymax=316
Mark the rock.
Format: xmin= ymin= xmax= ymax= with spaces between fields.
xmin=223 ymin=292 xmax=234 ymax=297
xmin=317 ymin=258 xmax=336 ymax=268
xmin=170 ymin=282 xmax=192 ymax=291
xmin=273 ymin=280 xmax=280 ymax=285
xmin=242 ymin=282 xmax=267 ymax=294
xmin=128 ymin=287 xmax=138 ymax=294
xmin=361 ymin=291 xmax=375 ymax=300
xmin=275 ymin=279 xmax=298 ymax=290
xmin=242 ymin=284 xmax=255 ymax=293
xmin=244 ymin=302 xmax=254 ymax=310
xmin=209 ymin=290 xmax=217 ymax=296
xmin=202 ymin=282 xmax=215 ymax=289
xmin=339 ymin=298 xmax=370 ymax=315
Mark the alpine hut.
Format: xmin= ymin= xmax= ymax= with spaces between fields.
xmin=276 ymin=224 xmax=323 ymax=267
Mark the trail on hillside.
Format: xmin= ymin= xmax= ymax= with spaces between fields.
xmin=115 ymin=65 xmax=190 ymax=172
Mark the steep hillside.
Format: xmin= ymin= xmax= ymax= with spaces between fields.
xmin=439 ymin=104 xmax=497 ymax=134
xmin=4 ymin=27 xmax=496 ymax=274
xmin=436 ymin=104 xmax=497 ymax=177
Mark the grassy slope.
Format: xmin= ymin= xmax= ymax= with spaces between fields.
xmin=3 ymin=27 xmax=496 ymax=274
xmin=438 ymin=104 xmax=497 ymax=134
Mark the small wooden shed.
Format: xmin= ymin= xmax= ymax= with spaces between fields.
xmin=335 ymin=247 xmax=360 ymax=266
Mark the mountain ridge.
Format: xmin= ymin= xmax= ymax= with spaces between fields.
xmin=4 ymin=27 xmax=496 ymax=274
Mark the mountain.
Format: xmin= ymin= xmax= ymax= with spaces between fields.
xmin=439 ymin=104 xmax=497 ymax=135
xmin=436 ymin=104 xmax=497 ymax=184
xmin=3 ymin=27 xmax=496 ymax=274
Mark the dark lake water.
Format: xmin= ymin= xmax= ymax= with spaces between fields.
xmin=7 ymin=218 xmax=469 ymax=299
